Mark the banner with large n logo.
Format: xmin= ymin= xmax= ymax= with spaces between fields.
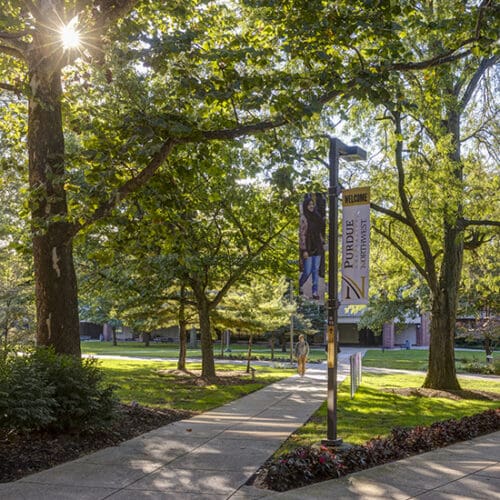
xmin=341 ymin=187 xmax=370 ymax=304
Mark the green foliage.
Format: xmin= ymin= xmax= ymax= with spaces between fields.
xmin=215 ymin=276 xmax=292 ymax=334
xmin=358 ymin=295 xmax=419 ymax=334
xmin=461 ymin=361 xmax=498 ymax=375
xmin=262 ymin=409 xmax=500 ymax=492
xmin=0 ymin=348 xmax=117 ymax=432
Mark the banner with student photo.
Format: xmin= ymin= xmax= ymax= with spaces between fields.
xmin=341 ymin=187 xmax=370 ymax=304
xmin=298 ymin=193 xmax=326 ymax=303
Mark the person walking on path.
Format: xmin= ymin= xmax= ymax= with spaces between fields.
xmin=295 ymin=334 xmax=309 ymax=376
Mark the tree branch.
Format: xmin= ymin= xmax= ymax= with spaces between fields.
xmin=372 ymin=225 xmax=428 ymax=283
xmin=475 ymin=0 xmax=494 ymax=40
xmin=463 ymin=218 xmax=500 ymax=228
xmin=458 ymin=56 xmax=499 ymax=112
xmin=0 ymin=42 xmax=27 ymax=60
xmin=370 ymin=202 xmax=410 ymax=226
xmin=91 ymin=0 xmax=139 ymax=36
xmin=392 ymin=111 xmax=438 ymax=289
xmin=0 ymin=82 xmax=23 ymax=94
xmin=382 ymin=46 xmax=473 ymax=72
xmin=211 ymin=221 xmax=291 ymax=309
xmin=73 ymin=137 xmax=178 ymax=235
xmin=21 ymin=0 xmax=42 ymax=20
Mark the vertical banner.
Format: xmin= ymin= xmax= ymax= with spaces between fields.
xmin=341 ymin=187 xmax=370 ymax=304
xmin=298 ymin=193 xmax=326 ymax=303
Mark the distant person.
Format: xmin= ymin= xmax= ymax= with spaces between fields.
xmin=299 ymin=195 xmax=325 ymax=300
xmin=294 ymin=334 xmax=310 ymax=376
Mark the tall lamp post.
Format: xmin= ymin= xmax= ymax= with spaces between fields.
xmin=323 ymin=137 xmax=367 ymax=446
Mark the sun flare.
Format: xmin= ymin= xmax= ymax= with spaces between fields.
xmin=61 ymin=16 xmax=81 ymax=50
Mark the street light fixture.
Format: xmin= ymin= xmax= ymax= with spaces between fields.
xmin=323 ymin=137 xmax=367 ymax=447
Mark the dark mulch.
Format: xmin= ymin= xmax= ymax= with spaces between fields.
xmin=0 ymin=404 xmax=194 ymax=483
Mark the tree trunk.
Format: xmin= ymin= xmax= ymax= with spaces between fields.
xmin=28 ymin=59 xmax=80 ymax=357
xmin=177 ymin=320 xmax=187 ymax=370
xmin=219 ymin=330 xmax=225 ymax=358
xmin=280 ymin=331 xmax=287 ymax=352
xmin=2 ymin=319 xmax=8 ymax=352
xmin=246 ymin=333 xmax=253 ymax=373
xmin=177 ymin=289 xmax=187 ymax=371
xmin=198 ymin=299 xmax=216 ymax=379
xmin=423 ymin=111 xmax=462 ymax=390
xmin=423 ymin=289 xmax=461 ymax=389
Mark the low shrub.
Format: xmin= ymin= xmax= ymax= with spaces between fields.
xmin=263 ymin=446 xmax=345 ymax=491
xmin=258 ymin=409 xmax=500 ymax=492
xmin=462 ymin=361 xmax=498 ymax=375
xmin=0 ymin=347 xmax=117 ymax=433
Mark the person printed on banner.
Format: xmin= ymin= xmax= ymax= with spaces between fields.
xmin=299 ymin=194 xmax=325 ymax=300
xmin=294 ymin=334 xmax=310 ymax=377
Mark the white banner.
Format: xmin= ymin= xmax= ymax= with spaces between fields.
xmin=341 ymin=187 xmax=370 ymax=304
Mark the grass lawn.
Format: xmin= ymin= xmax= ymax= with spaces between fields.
xmin=82 ymin=341 xmax=327 ymax=362
xmin=278 ymin=372 xmax=500 ymax=453
xmin=97 ymin=358 xmax=295 ymax=412
xmin=363 ymin=348 xmax=497 ymax=372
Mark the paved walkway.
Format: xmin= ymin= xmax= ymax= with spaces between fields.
xmin=1 ymin=349 xmax=498 ymax=499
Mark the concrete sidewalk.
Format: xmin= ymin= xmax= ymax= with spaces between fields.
xmin=1 ymin=350 xmax=497 ymax=499
xmin=0 ymin=362 xmax=334 ymax=500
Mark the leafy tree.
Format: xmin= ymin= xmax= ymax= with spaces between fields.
xmin=0 ymin=251 xmax=34 ymax=350
xmin=0 ymin=0 xmax=292 ymax=356
xmin=456 ymin=315 xmax=499 ymax=362
xmin=358 ymin=294 xmax=420 ymax=336
xmin=338 ymin=2 xmax=499 ymax=389
xmin=0 ymin=0 xmax=495 ymax=363
xmin=215 ymin=276 xmax=293 ymax=371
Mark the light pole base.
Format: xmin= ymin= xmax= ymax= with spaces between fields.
xmin=321 ymin=438 xmax=343 ymax=447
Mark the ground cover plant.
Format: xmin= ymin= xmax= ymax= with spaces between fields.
xmin=0 ymin=357 xmax=293 ymax=483
xmin=255 ymin=409 xmax=500 ymax=492
xmin=252 ymin=372 xmax=500 ymax=491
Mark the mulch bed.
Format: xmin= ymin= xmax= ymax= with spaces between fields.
xmin=0 ymin=370 xmax=255 ymax=483
xmin=156 ymin=368 xmax=258 ymax=386
xmin=0 ymin=404 xmax=193 ymax=483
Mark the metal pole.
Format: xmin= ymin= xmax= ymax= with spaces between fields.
xmin=323 ymin=137 xmax=342 ymax=446
xmin=289 ymin=279 xmax=294 ymax=363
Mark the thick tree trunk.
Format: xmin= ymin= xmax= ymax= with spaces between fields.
xmin=28 ymin=60 xmax=80 ymax=357
xmin=423 ymin=111 xmax=462 ymax=390
xmin=423 ymin=289 xmax=461 ymax=390
xmin=198 ymin=300 xmax=216 ymax=379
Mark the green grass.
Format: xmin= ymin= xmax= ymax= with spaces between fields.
xmin=97 ymin=358 xmax=294 ymax=412
xmin=82 ymin=341 xmax=327 ymax=362
xmin=363 ymin=348 xmax=497 ymax=372
xmin=279 ymin=372 xmax=500 ymax=453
